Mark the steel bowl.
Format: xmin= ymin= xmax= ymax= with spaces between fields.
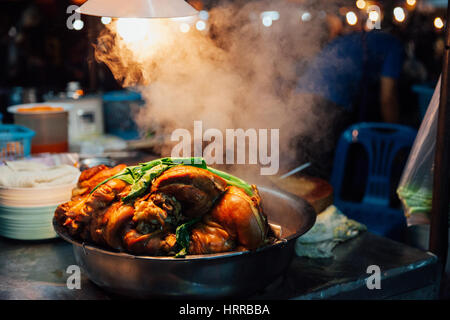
xmin=79 ymin=157 xmax=117 ymax=171
xmin=53 ymin=186 xmax=316 ymax=299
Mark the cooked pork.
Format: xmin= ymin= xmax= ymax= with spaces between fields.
xmin=54 ymin=160 xmax=270 ymax=256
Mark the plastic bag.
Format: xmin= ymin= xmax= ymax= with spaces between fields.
xmin=397 ymin=78 xmax=441 ymax=225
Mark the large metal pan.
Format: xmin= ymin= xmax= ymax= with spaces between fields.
xmin=53 ymin=186 xmax=316 ymax=299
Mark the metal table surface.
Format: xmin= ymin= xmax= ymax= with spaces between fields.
xmin=0 ymin=232 xmax=440 ymax=300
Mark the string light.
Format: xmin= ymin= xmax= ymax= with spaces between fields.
xmin=356 ymin=0 xmax=366 ymax=10
xmin=434 ymin=17 xmax=444 ymax=30
xmin=346 ymin=11 xmax=358 ymax=26
xmin=199 ymin=10 xmax=209 ymax=21
xmin=195 ymin=20 xmax=206 ymax=31
xmin=393 ymin=7 xmax=406 ymax=23
xmin=406 ymin=0 xmax=416 ymax=7
xmin=301 ymin=12 xmax=312 ymax=22
xmin=261 ymin=11 xmax=280 ymax=21
xmin=180 ymin=23 xmax=190 ymax=33
xmin=262 ymin=16 xmax=273 ymax=27
xmin=368 ymin=10 xmax=380 ymax=22
xmin=73 ymin=19 xmax=84 ymax=30
xmin=101 ymin=17 xmax=112 ymax=25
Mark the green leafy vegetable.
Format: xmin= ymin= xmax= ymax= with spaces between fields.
xmin=122 ymin=164 xmax=169 ymax=202
xmin=174 ymin=217 xmax=201 ymax=257
xmin=175 ymin=247 xmax=187 ymax=258
xmin=206 ymin=166 xmax=254 ymax=196
xmin=89 ymin=157 xmax=254 ymax=204
xmin=89 ymin=166 xmax=138 ymax=194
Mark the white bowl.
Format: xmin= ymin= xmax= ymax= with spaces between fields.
xmin=0 ymin=227 xmax=57 ymax=240
xmin=0 ymin=181 xmax=76 ymax=240
xmin=0 ymin=182 xmax=76 ymax=207
xmin=0 ymin=204 xmax=60 ymax=240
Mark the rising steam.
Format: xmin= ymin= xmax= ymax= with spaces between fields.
xmin=94 ymin=0 xmax=337 ymax=176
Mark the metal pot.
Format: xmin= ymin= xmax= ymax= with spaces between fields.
xmin=54 ymin=186 xmax=316 ymax=299
xmin=8 ymin=103 xmax=72 ymax=154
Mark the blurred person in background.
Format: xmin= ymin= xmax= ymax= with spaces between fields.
xmin=297 ymin=13 xmax=404 ymax=124
xmin=293 ymin=9 xmax=405 ymax=179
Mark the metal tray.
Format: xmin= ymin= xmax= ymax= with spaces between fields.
xmin=54 ymin=186 xmax=316 ymax=299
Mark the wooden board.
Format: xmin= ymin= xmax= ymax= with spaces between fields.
xmin=269 ymin=175 xmax=333 ymax=214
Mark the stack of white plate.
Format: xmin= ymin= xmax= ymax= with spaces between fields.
xmin=0 ymin=183 xmax=76 ymax=240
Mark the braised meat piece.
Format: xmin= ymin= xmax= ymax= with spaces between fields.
xmin=189 ymin=215 xmax=235 ymax=254
xmin=189 ymin=186 xmax=267 ymax=254
xmin=54 ymin=177 xmax=130 ymax=240
xmin=54 ymin=161 xmax=270 ymax=256
xmin=133 ymin=193 xmax=182 ymax=234
xmin=71 ymin=164 xmax=127 ymax=200
xmin=92 ymin=202 xmax=135 ymax=250
xmin=150 ymin=166 xmax=228 ymax=217
xmin=209 ymin=186 xmax=267 ymax=249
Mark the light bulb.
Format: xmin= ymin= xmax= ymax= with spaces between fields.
xmin=393 ymin=7 xmax=406 ymax=23
xmin=346 ymin=11 xmax=358 ymax=26
xmin=117 ymin=18 xmax=149 ymax=42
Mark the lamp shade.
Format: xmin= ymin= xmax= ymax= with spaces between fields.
xmin=76 ymin=0 xmax=199 ymax=18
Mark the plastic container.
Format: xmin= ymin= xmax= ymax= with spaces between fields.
xmin=102 ymin=90 xmax=144 ymax=140
xmin=8 ymin=103 xmax=72 ymax=154
xmin=45 ymin=94 xmax=104 ymax=150
xmin=0 ymin=124 xmax=35 ymax=161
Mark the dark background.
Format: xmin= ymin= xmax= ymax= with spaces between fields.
xmin=0 ymin=0 xmax=447 ymax=127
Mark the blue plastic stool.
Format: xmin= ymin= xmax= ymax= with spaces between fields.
xmin=330 ymin=122 xmax=417 ymax=240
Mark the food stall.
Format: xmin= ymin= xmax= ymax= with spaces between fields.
xmin=0 ymin=0 xmax=448 ymax=303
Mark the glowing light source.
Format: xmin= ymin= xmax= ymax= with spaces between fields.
xmin=434 ymin=17 xmax=444 ymax=30
xmin=199 ymin=10 xmax=209 ymax=21
xmin=180 ymin=22 xmax=190 ymax=33
xmin=356 ymin=0 xmax=366 ymax=9
xmin=261 ymin=11 xmax=280 ymax=21
xmin=346 ymin=11 xmax=358 ymax=26
xmin=113 ymin=19 xmax=170 ymax=55
xmin=260 ymin=11 xmax=279 ymax=27
xmin=393 ymin=7 xmax=406 ymax=23
xmin=195 ymin=20 xmax=206 ymax=31
xmin=301 ymin=12 xmax=311 ymax=22
xmin=368 ymin=10 xmax=380 ymax=22
xmin=262 ymin=16 xmax=273 ymax=27
xmin=73 ymin=19 xmax=84 ymax=30
xmin=101 ymin=16 xmax=112 ymax=24
xmin=116 ymin=18 xmax=149 ymax=42
xmin=406 ymin=0 xmax=416 ymax=7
